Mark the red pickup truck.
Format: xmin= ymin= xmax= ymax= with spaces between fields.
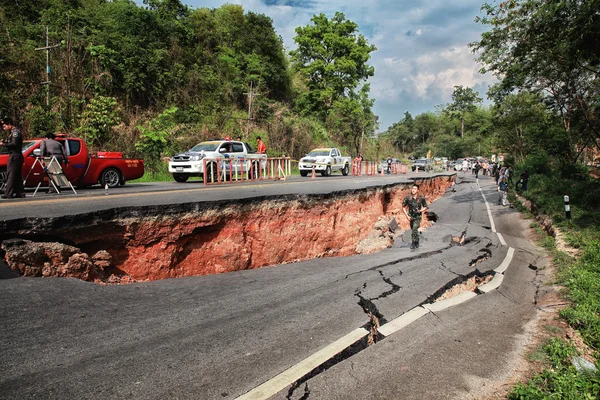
xmin=0 ymin=135 xmax=144 ymax=190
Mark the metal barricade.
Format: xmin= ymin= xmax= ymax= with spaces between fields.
xmin=203 ymin=157 xmax=291 ymax=185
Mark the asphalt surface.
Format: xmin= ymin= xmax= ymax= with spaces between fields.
xmin=0 ymin=172 xmax=546 ymax=399
xmin=0 ymin=172 xmax=445 ymax=220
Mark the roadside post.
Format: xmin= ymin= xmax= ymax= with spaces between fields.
xmin=564 ymin=195 xmax=571 ymax=225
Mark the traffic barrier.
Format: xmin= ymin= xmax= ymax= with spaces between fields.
xmin=203 ymin=157 xmax=291 ymax=185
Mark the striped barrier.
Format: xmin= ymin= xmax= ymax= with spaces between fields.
xmin=203 ymin=157 xmax=291 ymax=185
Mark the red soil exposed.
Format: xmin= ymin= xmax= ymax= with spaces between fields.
xmin=2 ymin=176 xmax=454 ymax=282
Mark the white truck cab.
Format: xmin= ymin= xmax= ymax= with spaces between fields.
xmin=169 ymin=140 xmax=267 ymax=182
xmin=298 ymin=147 xmax=351 ymax=177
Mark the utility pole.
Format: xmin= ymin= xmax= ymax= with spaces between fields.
xmin=35 ymin=26 xmax=60 ymax=106
xmin=243 ymin=82 xmax=259 ymax=136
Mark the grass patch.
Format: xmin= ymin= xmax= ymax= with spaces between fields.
xmin=509 ymin=170 xmax=600 ymax=398
xmin=509 ymin=338 xmax=600 ymax=399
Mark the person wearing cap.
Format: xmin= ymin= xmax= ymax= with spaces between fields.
xmin=40 ymin=132 xmax=68 ymax=164
xmin=1 ymin=117 xmax=25 ymax=199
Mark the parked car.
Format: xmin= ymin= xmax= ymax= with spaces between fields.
xmin=412 ymin=158 xmax=433 ymax=172
xmin=0 ymin=135 xmax=144 ymax=190
xmin=298 ymin=147 xmax=351 ymax=177
xmin=169 ymin=140 xmax=267 ymax=182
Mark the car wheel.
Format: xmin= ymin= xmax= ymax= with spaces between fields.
xmin=342 ymin=164 xmax=349 ymax=176
xmin=0 ymin=167 xmax=6 ymax=193
xmin=300 ymin=170 xmax=308 ymax=177
xmin=173 ymin=174 xmax=189 ymax=183
xmin=206 ymin=162 xmax=218 ymax=183
xmin=100 ymin=168 xmax=121 ymax=188
xmin=324 ymin=165 xmax=331 ymax=177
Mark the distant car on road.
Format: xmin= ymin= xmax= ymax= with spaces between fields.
xmin=412 ymin=158 xmax=433 ymax=172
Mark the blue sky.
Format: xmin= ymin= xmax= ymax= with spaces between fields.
xmin=178 ymin=0 xmax=494 ymax=131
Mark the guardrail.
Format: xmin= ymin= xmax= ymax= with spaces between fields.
xmin=352 ymin=160 xmax=408 ymax=176
xmin=202 ymin=157 xmax=291 ymax=185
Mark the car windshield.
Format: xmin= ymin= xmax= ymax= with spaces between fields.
xmin=307 ymin=150 xmax=330 ymax=157
xmin=414 ymin=159 xmax=427 ymax=164
xmin=0 ymin=140 xmax=37 ymax=155
xmin=189 ymin=142 xmax=220 ymax=152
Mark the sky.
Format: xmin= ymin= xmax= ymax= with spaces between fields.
xmin=178 ymin=0 xmax=495 ymax=132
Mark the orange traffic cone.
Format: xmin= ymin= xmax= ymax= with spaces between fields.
xmin=381 ymin=166 xmax=385 ymax=176
xmin=311 ymin=166 xmax=316 ymax=179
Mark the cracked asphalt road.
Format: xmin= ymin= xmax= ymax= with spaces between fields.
xmin=0 ymin=173 xmax=546 ymax=399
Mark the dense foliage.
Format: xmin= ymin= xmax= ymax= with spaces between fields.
xmin=0 ymin=0 xmax=378 ymax=171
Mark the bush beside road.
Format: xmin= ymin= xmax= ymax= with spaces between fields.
xmin=508 ymin=169 xmax=600 ymax=399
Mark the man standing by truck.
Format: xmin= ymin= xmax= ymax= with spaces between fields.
xmin=40 ymin=132 xmax=68 ymax=164
xmin=1 ymin=117 xmax=25 ymax=199
xmin=402 ymin=184 xmax=428 ymax=249
xmin=256 ymin=136 xmax=266 ymax=154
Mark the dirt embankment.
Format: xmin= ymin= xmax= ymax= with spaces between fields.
xmin=1 ymin=176 xmax=454 ymax=283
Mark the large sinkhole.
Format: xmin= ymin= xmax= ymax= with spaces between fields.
xmin=0 ymin=177 xmax=455 ymax=283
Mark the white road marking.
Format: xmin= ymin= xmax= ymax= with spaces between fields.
xmin=494 ymin=247 xmax=515 ymax=274
xmin=496 ymin=232 xmax=507 ymax=246
xmin=379 ymin=306 xmax=430 ymax=336
xmin=236 ymin=328 xmax=369 ymax=400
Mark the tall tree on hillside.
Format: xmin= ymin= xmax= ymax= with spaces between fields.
xmin=447 ymin=85 xmax=482 ymax=138
xmin=326 ymin=84 xmax=377 ymax=154
xmin=471 ymin=0 xmax=600 ymax=160
xmin=290 ymin=12 xmax=376 ymax=120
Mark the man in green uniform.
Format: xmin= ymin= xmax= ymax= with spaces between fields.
xmin=402 ymin=184 xmax=428 ymax=249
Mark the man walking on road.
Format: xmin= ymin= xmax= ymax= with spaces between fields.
xmin=1 ymin=117 xmax=25 ymax=199
xmin=403 ymin=184 xmax=428 ymax=249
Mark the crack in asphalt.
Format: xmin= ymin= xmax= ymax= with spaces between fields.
xmin=439 ymin=261 xmax=463 ymax=277
xmin=419 ymin=268 xmax=496 ymax=306
xmin=496 ymin=287 xmax=520 ymax=304
xmin=468 ymin=248 xmax=493 ymax=267
xmin=530 ymin=255 xmax=544 ymax=308
xmin=285 ymin=336 xmax=370 ymax=399
xmin=340 ymin=247 xmax=451 ymax=282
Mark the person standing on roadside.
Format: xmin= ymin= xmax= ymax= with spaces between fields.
xmin=517 ymin=170 xmax=529 ymax=192
xmin=498 ymin=176 xmax=508 ymax=206
xmin=40 ymin=132 xmax=68 ymax=164
xmin=256 ymin=136 xmax=266 ymax=154
xmin=402 ymin=184 xmax=428 ymax=250
xmin=1 ymin=118 xmax=25 ymax=199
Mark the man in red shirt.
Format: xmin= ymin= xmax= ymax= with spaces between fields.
xmin=256 ymin=136 xmax=266 ymax=154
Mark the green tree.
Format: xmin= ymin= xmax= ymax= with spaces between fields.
xmin=447 ymin=85 xmax=482 ymax=138
xmin=326 ymin=84 xmax=377 ymax=154
xmin=290 ymin=12 xmax=376 ymax=120
xmin=471 ymin=0 xmax=600 ymax=160
xmin=76 ymin=96 xmax=121 ymax=148
xmin=136 ymin=107 xmax=179 ymax=173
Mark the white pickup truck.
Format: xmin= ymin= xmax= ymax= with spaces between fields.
xmin=298 ymin=147 xmax=352 ymax=177
xmin=168 ymin=140 xmax=267 ymax=182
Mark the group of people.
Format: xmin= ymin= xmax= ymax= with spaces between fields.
xmin=1 ymin=117 xmax=69 ymax=200
xmin=494 ymin=164 xmax=529 ymax=206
